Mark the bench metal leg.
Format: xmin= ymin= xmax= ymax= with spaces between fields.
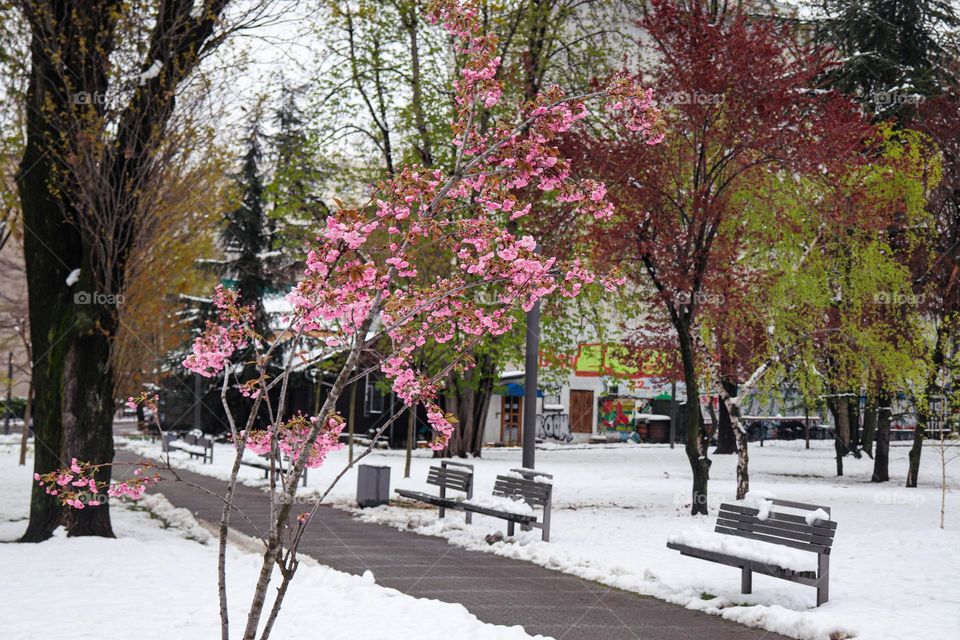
xmin=542 ymin=498 xmax=551 ymax=542
xmin=507 ymin=521 xmax=515 ymax=537
xmin=816 ymin=554 xmax=829 ymax=605
xmin=741 ymin=567 xmax=752 ymax=594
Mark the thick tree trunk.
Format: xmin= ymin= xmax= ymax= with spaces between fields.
xmin=714 ymin=394 xmax=737 ymax=454
xmin=61 ymin=309 xmax=117 ymax=537
xmin=443 ymin=353 xmax=495 ymax=458
xmin=872 ymin=391 xmax=891 ymax=482
xmin=678 ymin=328 xmax=709 ymax=515
xmin=18 ymin=22 xmax=84 ymax=540
xmin=714 ymin=351 xmax=736 ymax=454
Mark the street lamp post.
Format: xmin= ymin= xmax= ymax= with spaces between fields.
xmin=522 ymin=301 xmax=540 ymax=469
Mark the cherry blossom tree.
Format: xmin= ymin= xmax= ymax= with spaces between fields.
xmin=36 ymin=2 xmax=660 ymax=638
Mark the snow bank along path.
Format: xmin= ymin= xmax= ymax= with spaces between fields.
xmin=0 ymin=446 xmax=539 ymax=640
xmin=122 ymin=437 xmax=960 ymax=640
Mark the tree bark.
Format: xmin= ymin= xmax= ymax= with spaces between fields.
xmin=907 ymin=324 xmax=946 ymax=487
xmin=830 ymin=395 xmax=851 ymax=477
xmin=872 ymin=390 xmax=891 ymax=482
xmin=678 ymin=327 xmax=710 ymax=515
xmin=861 ymin=394 xmax=877 ymax=458
xmin=17 ymin=7 xmax=86 ymax=539
xmin=404 ymin=406 xmax=414 ymax=478
xmin=18 ymin=0 xmax=232 ymax=540
xmin=60 ymin=309 xmax=117 ymax=537
xmin=714 ymin=379 xmax=737 ymax=454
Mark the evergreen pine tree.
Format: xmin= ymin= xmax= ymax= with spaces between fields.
xmin=269 ymin=82 xmax=329 ymax=255
xmin=222 ymin=116 xmax=276 ymax=337
xmin=811 ymin=0 xmax=959 ymax=117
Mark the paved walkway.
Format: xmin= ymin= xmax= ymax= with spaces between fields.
xmin=117 ymin=449 xmax=785 ymax=640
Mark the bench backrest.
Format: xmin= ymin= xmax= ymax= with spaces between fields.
xmin=184 ymin=433 xmax=212 ymax=448
xmin=427 ymin=461 xmax=473 ymax=494
xmin=716 ymin=500 xmax=837 ymax=555
xmin=493 ymin=469 xmax=552 ymax=508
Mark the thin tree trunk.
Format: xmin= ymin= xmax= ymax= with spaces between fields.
xmin=907 ymin=325 xmax=945 ymax=487
xmin=716 ymin=379 xmax=749 ymax=499
xmin=404 ymin=406 xmax=414 ymax=478
xmin=347 ymin=382 xmax=357 ymax=464
xmin=469 ymin=354 xmax=495 ymax=456
xmin=862 ymin=394 xmax=877 ymax=458
xmin=872 ymin=390 xmax=891 ymax=482
xmin=831 ymin=395 xmax=851 ymax=477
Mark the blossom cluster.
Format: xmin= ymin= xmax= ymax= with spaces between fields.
xmin=244 ymin=413 xmax=345 ymax=469
xmin=183 ymin=284 xmax=254 ymax=377
xmin=35 ymin=458 xmax=160 ymax=509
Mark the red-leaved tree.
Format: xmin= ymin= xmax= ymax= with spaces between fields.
xmin=565 ymin=0 xmax=867 ymax=513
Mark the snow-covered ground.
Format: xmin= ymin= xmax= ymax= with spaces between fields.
xmin=122 ymin=436 xmax=960 ymax=640
xmin=0 ymin=444 xmax=539 ymax=640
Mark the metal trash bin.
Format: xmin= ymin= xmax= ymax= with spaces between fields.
xmin=356 ymin=464 xmax=390 ymax=508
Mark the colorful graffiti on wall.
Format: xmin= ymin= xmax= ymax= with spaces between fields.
xmin=598 ymin=397 xmax=641 ymax=432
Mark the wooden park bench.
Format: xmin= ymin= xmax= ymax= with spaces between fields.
xmin=396 ymin=465 xmax=554 ymax=541
xmin=162 ymin=432 xmax=213 ymax=464
xmin=240 ymin=454 xmax=309 ymax=487
xmin=463 ymin=469 xmax=553 ymax=542
xmin=667 ymin=499 xmax=837 ymax=606
xmin=395 ymin=460 xmax=475 ymax=523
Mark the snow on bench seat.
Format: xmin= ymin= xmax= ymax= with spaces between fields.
xmin=169 ymin=441 xmax=209 ymax=456
xmin=667 ymin=529 xmax=817 ymax=574
xmin=462 ymin=494 xmax=535 ymax=516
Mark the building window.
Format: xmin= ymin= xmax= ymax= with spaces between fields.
xmin=364 ymin=373 xmax=385 ymax=415
xmin=542 ymin=385 xmax=561 ymax=407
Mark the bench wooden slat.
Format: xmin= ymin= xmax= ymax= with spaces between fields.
xmin=717 ymin=508 xmax=837 ymax=538
xmin=721 ymin=503 xmax=837 ymax=530
xmin=493 ymin=477 xmax=552 ymax=498
xmin=428 ymin=466 xmax=472 ymax=480
xmin=492 ymin=486 xmax=550 ymax=501
xmin=494 ymin=476 xmax=551 ymax=491
xmin=395 ymin=489 xmax=464 ymax=511
xmin=714 ymin=525 xmax=833 ymax=554
xmin=770 ymin=498 xmax=831 ymax=515
xmin=426 ymin=468 xmax=472 ymax=490
xmin=716 ymin=511 xmax=836 ymax=544
xmin=459 ymin=502 xmax=537 ymax=524
xmin=716 ymin=519 xmax=834 ymax=550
